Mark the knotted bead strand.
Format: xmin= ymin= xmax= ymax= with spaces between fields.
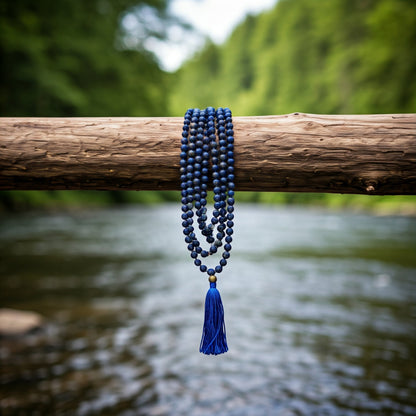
xmin=180 ymin=107 xmax=235 ymax=279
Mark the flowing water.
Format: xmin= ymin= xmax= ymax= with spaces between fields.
xmin=0 ymin=204 xmax=415 ymax=416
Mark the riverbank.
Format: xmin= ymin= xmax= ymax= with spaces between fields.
xmin=1 ymin=190 xmax=415 ymax=216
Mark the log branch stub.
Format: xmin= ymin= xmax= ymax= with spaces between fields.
xmin=0 ymin=113 xmax=415 ymax=195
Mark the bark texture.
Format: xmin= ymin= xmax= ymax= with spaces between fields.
xmin=0 ymin=113 xmax=415 ymax=194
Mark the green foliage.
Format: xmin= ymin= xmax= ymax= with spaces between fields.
xmin=235 ymin=192 xmax=416 ymax=216
xmin=170 ymin=0 xmax=416 ymax=116
xmin=0 ymin=191 xmax=112 ymax=211
xmin=0 ymin=0 xmax=171 ymax=117
xmin=0 ymin=190 xmax=179 ymax=212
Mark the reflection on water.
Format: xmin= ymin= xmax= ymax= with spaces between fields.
xmin=0 ymin=205 xmax=415 ymax=415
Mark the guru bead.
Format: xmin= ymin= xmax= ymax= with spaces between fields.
xmin=208 ymin=275 xmax=217 ymax=283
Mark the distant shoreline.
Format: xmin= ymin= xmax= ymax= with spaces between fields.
xmin=1 ymin=190 xmax=415 ymax=217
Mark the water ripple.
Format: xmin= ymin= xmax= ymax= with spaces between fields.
xmin=0 ymin=205 xmax=415 ymax=415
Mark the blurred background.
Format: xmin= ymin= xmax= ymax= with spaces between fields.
xmin=1 ymin=1 xmax=415 ymax=415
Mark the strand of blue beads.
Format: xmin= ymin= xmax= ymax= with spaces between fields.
xmin=180 ymin=107 xmax=234 ymax=355
xmin=180 ymin=107 xmax=235 ymax=279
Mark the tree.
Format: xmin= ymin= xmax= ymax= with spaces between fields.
xmin=170 ymin=0 xmax=416 ymax=116
xmin=0 ymin=0 xmax=173 ymax=117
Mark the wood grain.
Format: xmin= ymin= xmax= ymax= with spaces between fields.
xmin=0 ymin=113 xmax=415 ymax=194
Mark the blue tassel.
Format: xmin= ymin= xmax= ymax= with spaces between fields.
xmin=200 ymin=281 xmax=228 ymax=355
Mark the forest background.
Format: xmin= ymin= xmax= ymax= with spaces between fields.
xmin=1 ymin=0 xmax=415 ymax=214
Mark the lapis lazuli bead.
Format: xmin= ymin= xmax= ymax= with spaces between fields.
xmin=180 ymin=107 xmax=235 ymax=280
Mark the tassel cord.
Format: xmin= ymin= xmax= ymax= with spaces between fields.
xmin=200 ymin=282 xmax=228 ymax=355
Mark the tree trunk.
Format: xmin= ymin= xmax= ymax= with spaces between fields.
xmin=0 ymin=113 xmax=415 ymax=194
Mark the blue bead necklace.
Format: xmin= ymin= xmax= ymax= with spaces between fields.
xmin=180 ymin=107 xmax=235 ymax=355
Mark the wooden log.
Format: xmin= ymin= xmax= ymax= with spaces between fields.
xmin=0 ymin=113 xmax=415 ymax=194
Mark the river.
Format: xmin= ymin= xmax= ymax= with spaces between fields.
xmin=0 ymin=204 xmax=415 ymax=415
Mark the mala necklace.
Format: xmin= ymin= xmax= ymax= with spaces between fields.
xmin=180 ymin=107 xmax=235 ymax=355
